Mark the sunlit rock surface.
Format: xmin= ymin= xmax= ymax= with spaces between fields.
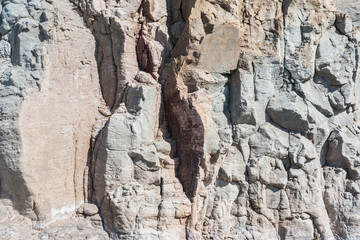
xmin=0 ymin=0 xmax=360 ymax=239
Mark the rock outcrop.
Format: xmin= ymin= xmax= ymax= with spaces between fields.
xmin=0 ymin=0 xmax=360 ymax=239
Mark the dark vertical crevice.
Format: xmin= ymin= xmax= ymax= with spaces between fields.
xmin=353 ymin=47 xmax=359 ymax=83
xmin=282 ymin=0 xmax=293 ymax=15
xmin=74 ymin=0 xmax=202 ymax=237
xmin=170 ymin=0 xmax=183 ymax=23
xmin=136 ymin=0 xmax=156 ymax=79
xmin=93 ymin=30 xmax=118 ymax=111
xmin=161 ymin=0 xmax=202 ymax=201
xmin=282 ymin=0 xmax=289 ymax=91
xmin=164 ymin=88 xmax=204 ymax=199
xmin=84 ymin=148 xmax=92 ymax=202
xmin=86 ymin=118 xmax=110 ymax=204
xmin=108 ymin=25 xmax=119 ymax=112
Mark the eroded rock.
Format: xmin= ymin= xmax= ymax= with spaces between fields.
xmin=0 ymin=0 xmax=360 ymax=239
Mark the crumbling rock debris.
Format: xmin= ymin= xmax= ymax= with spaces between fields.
xmin=1 ymin=0 xmax=360 ymax=239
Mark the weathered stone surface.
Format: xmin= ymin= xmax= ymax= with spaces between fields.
xmin=279 ymin=217 xmax=315 ymax=240
xmin=327 ymin=127 xmax=360 ymax=180
xmin=199 ymin=23 xmax=241 ymax=74
xmin=0 ymin=199 xmax=109 ymax=240
xmin=267 ymin=91 xmax=309 ymax=131
xmin=336 ymin=13 xmax=353 ymax=34
xmin=315 ymin=27 xmax=355 ymax=86
xmin=1 ymin=0 xmax=360 ymax=239
xmin=334 ymin=0 xmax=360 ymax=27
xmin=82 ymin=203 xmax=99 ymax=216
xmin=0 ymin=0 xmax=108 ymax=237
xmin=323 ymin=167 xmax=360 ymax=240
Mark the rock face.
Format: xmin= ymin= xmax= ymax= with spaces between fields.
xmin=0 ymin=0 xmax=360 ymax=239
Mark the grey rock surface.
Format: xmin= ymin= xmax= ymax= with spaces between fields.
xmin=0 ymin=0 xmax=360 ymax=239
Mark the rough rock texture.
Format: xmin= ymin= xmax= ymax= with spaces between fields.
xmin=0 ymin=0 xmax=109 ymax=237
xmin=1 ymin=0 xmax=360 ymax=239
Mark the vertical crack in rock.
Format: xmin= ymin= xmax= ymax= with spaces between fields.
xmin=3 ymin=0 xmax=360 ymax=239
xmin=163 ymin=1 xmax=203 ymax=202
xmin=69 ymin=1 xmax=194 ymax=238
xmin=170 ymin=0 xmax=183 ymax=23
xmin=108 ymin=30 xmax=119 ymax=111
xmin=165 ymin=88 xmax=204 ymax=200
xmin=136 ymin=0 xmax=155 ymax=79
xmin=93 ymin=24 xmax=119 ymax=112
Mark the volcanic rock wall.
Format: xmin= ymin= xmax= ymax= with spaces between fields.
xmin=0 ymin=0 xmax=360 ymax=239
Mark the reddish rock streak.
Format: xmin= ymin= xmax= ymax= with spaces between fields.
xmin=136 ymin=0 xmax=155 ymax=78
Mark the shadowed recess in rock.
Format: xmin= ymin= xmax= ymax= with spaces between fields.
xmin=165 ymin=88 xmax=204 ymax=199
xmin=136 ymin=0 xmax=156 ymax=79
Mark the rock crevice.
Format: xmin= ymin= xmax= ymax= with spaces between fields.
xmin=1 ymin=0 xmax=360 ymax=239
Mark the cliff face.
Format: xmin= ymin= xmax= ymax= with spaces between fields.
xmin=0 ymin=0 xmax=360 ymax=239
